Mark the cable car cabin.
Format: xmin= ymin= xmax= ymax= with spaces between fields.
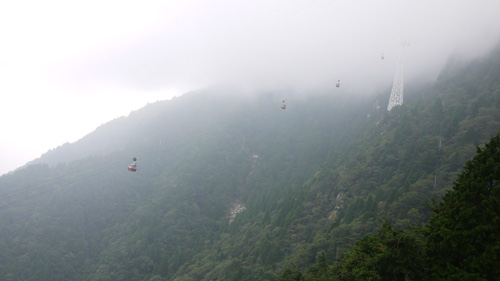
xmin=336 ymin=80 xmax=340 ymax=88
xmin=281 ymin=104 xmax=287 ymax=109
xmin=128 ymin=157 xmax=137 ymax=172
xmin=128 ymin=163 xmax=137 ymax=172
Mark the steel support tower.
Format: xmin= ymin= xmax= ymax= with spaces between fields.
xmin=387 ymin=58 xmax=404 ymax=111
xmin=387 ymin=41 xmax=409 ymax=111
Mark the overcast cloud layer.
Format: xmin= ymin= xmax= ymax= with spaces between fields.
xmin=1 ymin=0 xmax=500 ymax=174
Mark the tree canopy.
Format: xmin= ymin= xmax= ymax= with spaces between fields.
xmin=424 ymin=132 xmax=500 ymax=280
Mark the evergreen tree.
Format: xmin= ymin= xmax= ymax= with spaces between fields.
xmin=280 ymin=267 xmax=305 ymax=281
xmin=424 ymin=132 xmax=500 ymax=280
xmin=329 ymin=221 xmax=426 ymax=281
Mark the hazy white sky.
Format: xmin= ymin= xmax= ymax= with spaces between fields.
xmin=1 ymin=0 xmax=500 ymax=175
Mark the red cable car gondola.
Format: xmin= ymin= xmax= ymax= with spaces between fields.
xmin=281 ymin=100 xmax=286 ymax=109
xmin=128 ymin=157 xmax=137 ymax=172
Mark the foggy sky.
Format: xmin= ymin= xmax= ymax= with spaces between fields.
xmin=1 ymin=0 xmax=500 ymax=175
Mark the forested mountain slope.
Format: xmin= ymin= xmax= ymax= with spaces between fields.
xmin=1 ymin=43 xmax=500 ymax=280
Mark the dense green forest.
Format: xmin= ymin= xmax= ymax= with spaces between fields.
xmin=1 ymin=43 xmax=500 ymax=280
xmin=281 ymin=131 xmax=500 ymax=280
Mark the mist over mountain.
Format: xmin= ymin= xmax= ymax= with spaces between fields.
xmin=1 ymin=42 xmax=500 ymax=280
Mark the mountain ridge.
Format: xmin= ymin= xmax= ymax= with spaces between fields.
xmin=1 ymin=43 xmax=500 ymax=280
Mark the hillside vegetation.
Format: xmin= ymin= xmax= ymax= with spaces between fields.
xmin=1 ymin=43 xmax=500 ymax=280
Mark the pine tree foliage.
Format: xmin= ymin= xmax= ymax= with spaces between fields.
xmin=424 ymin=132 xmax=500 ymax=280
xmin=328 ymin=221 xmax=425 ymax=281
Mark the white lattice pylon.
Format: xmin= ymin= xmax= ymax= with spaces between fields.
xmin=387 ymin=57 xmax=404 ymax=111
